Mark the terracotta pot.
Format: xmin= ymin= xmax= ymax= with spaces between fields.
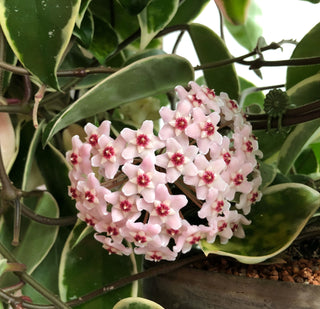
xmin=143 ymin=266 xmax=320 ymax=309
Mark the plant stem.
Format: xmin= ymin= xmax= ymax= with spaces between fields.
xmin=0 ymin=242 xmax=71 ymax=309
xmin=66 ymin=253 xmax=205 ymax=307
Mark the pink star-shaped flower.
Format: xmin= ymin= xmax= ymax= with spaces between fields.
xmin=210 ymin=136 xmax=233 ymax=166
xmin=159 ymin=100 xmax=192 ymax=140
xmin=76 ymin=173 xmax=110 ymax=210
xmin=66 ymin=135 xmax=92 ymax=180
xmin=185 ymin=108 xmax=222 ymax=154
xmin=105 ymin=191 xmax=141 ymax=222
xmin=156 ymin=137 xmax=198 ymax=183
xmin=221 ymin=156 xmax=254 ymax=200
xmin=137 ymin=184 xmax=187 ymax=229
xmin=135 ymin=245 xmax=177 ymax=261
xmin=84 ymin=120 xmax=111 ymax=151
xmin=95 ymin=234 xmax=132 ymax=256
xmin=121 ymin=156 xmax=166 ymax=203
xmin=184 ymin=154 xmax=227 ymax=200
xmin=91 ymin=134 xmax=126 ymax=179
xmin=121 ymin=120 xmax=165 ymax=160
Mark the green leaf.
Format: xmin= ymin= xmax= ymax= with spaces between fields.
xmin=138 ymin=0 xmax=179 ymax=49
xmin=239 ymin=76 xmax=264 ymax=109
xmin=0 ymin=192 xmax=59 ymax=287
xmin=36 ymin=143 xmax=76 ymax=217
xmin=76 ymin=0 xmax=92 ymax=27
xmin=294 ymin=148 xmax=318 ymax=174
xmin=42 ymin=54 xmax=194 ymax=144
xmin=168 ymin=0 xmax=210 ymax=26
xmin=0 ymin=0 xmax=81 ymax=90
xmin=201 ymin=183 xmax=320 ymax=264
xmin=259 ymin=161 xmax=277 ymax=190
xmin=287 ymin=72 xmax=320 ymax=107
xmin=73 ymin=9 xmax=94 ymax=48
xmin=278 ymin=119 xmax=320 ymax=175
xmin=188 ymin=23 xmax=239 ymax=99
xmin=310 ymin=142 xmax=320 ymax=166
xmin=0 ymin=259 xmax=8 ymax=277
xmin=59 ymin=228 xmax=138 ymax=308
xmin=113 ymin=297 xmax=165 ymax=309
xmin=224 ymin=0 xmax=262 ymax=51
xmin=123 ymin=49 xmax=166 ymax=66
xmin=89 ymin=16 xmax=119 ymax=64
xmin=215 ymin=0 xmax=250 ymax=25
xmin=286 ymin=22 xmax=320 ymax=90
xmin=118 ymin=0 xmax=151 ymax=15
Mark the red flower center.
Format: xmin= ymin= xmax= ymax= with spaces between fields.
xmin=120 ymin=200 xmax=132 ymax=212
xmin=89 ymin=134 xmax=98 ymax=146
xmin=218 ymin=222 xmax=227 ymax=232
xmin=156 ymin=203 xmax=170 ymax=217
xmin=134 ymin=234 xmax=147 ymax=243
xmin=215 ymin=200 xmax=224 ymax=213
xmin=85 ymin=191 xmax=95 ymax=203
xmin=167 ymin=228 xmax=179 ymax=236
xmin=250 ymin=192 xmax=259 ymax=203
xmin=85 ymin=218 xmax=95 ymax=226
xmin=70 ymin=153 xmax=78 ymax=165
xmin=203 ymin=122 xmax=215 ymax=136
xmin=190 ymin=94 xmax=202 ymax=107
xmin=107 ymin=226 xmax=119 ymax=236
xmin=103 ymin=146 xmax=115 ymax=159
xmin=136 ymin=134 xmax=150 ymax=147
xmin=204 ymin=87 xmax=215 ymax=99
xmin=223 ymin=152 xmax=231 ymax=165
xmin=245 ymin=141 xmax=253 ymax=152
xmin=150 ymin=252 xmax=162 ymax=261
xmin=171 ymin=152 xmax=185 ymax=166
xmin=233 ymin=174 xmax=244 ymax=186
xmin=188 ymin=235 xmax=201 ymax=245
xmin=228 ymin=100 xmax=238 ymax=110
xmin=175 ymin=117 xmax=188 ymax=130
xmin=231 ymin=223 xmax=238 ymax=232
xmin=202 ymin=171 xmax=215 ymax=184
xmin=69 ymin=187 xmax=78 ymax=199
xmin=137 ymin=173 xmax=150 ymax=187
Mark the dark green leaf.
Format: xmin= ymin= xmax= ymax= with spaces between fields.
xmin=188 ymin=23 xmax=239 ymax=99
xmin=310 ymin=142 xmax=320 ymax=165
xmin=294 ymin=148 xmax=318 ymax=174
xmin=138 ymin=0 xmax=179 ymax=49
xmin=42 ymin=54 xmax=194 ymax=144
xmin=224 ymin=0 xmax=262 ymax=51
xmin=286 ymin=22 xmax=320 ymax=89
xmin=73 ymin=9 xmax=94 ymax=48
xmin=89 ymin=16 xmax=118 ymax=64
xmin=123 ymin=49 xmax=166 ymax=66
xmin=201 ymin=183 xmax=320 ymax=264
xmin=36 ymin=143 xmax=76 ymax=217
xmin=215 ymin=0 xmax=250 ymax=25
xmin=0 ymin=0 xmax=81 ymax=90
xmin=59 ymin=227 xmax=138 ymax=308
xmin=278 ymin=119 xmax=320 ymax=175
xmin=118 ymin=0 xmax=151 ymax=15
xmin=168 ymin=0 xmax=210 ymax=26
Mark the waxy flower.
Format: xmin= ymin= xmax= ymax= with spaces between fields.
xmin=67 ymin=81 xmax=262 ymax=261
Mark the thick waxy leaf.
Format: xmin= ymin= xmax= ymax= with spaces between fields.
xmin=188 ymin=23 xmax=239 ymax=100
xmin=89 ymin=16 xmax=118 ymax=64
xmin=118 ymin=0 xmax=151 ymax=15
xmin=138 ymin=0 xmax=179 ymax=49
xmin=225 ymin=0 xmax=262 ymax=51
xmin=201 ymin=183 xmax=320 ymax=264
xmin=286 ymin=22 xmax=320 ymax=89
xmin=59 ymin=227 xmax=138 ymax=308
xmin=42 ymin=54 xmax=194 ymax=144
xmin=0 ymin=0 xmax=81 ymax=90
xmin=0 ymin=192 xmax=59 ymax=287
xmin=113 ymin=297 xmax=165 ymax=309
xmin=214 ymin=0 xmax=250 ymax=25
xmin=239 ymin=76 xmax=264 ymax=108
xmin=287 ymin=72 xmax=320 ymax=107
xmin=294 ymin=148 xmax=318 ymax=174
xmin=277 ymin=119 xmax=320 ymax=175
xmin=168 ymin=0 xmax=210 ymax=26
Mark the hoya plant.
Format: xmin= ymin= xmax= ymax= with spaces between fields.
xmin=0 ymin=0 xmax=319 ymax=308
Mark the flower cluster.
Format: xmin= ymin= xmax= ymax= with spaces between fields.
xmin=66 ymin=82 xmax=262 ymax=261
